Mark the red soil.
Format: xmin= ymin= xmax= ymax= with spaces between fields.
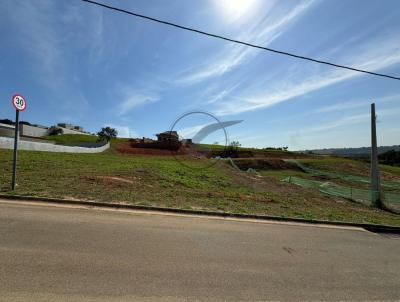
xmin=115 ymin=141 xmax=197 ymax=156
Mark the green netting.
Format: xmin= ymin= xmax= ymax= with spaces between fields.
xmin=246 ymin=168 xmax=260 ymax=174
xmin=282 ymin=176 xmax=400 ymax=212
xmin=384 ymin=191 xmax=400 ymax=204
xmin=219 ymin=157 xmax=260 ymax=175
xmin=220 ymin=157 xmax=400 ymax=211
xmin=226 ymin=157 xmax=241 ymax=170
xmin=285 ymin=159 xmax=400 ymax=190
xmin=285 ymin=176 xmax=323 ymax=189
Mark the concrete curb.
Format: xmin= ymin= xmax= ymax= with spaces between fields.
xmin=1 ymin=194 xmax=399 ymax=233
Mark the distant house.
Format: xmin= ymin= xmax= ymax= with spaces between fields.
xmin=57 ymin=123 xmax=84 ymax=132
xmin=0 ymin=123 xmax=15 ymax=137
xmin=74 ymin=126 xmax=84 ymax=132
xmin=0 ymin=122 xmax=48 ymax=138
xmin=0 ymin=119 xmax=14 ymax=126
xmin=56 ymin=123 xmax=88 ymax=135
xmin=19 ymin=123 xmax=48 ymax=137
xmin=129 ymin=131 xmax=180 ymax=150
xmin=130 ymin=137 xmax=154 ymax=144
xmin=156 ymin=131 xmax=179 ymax=142
xmin=0 ymin=119 xmax=91 ymax=139
xmin=57 ymin=123 xmax=71 ymax=128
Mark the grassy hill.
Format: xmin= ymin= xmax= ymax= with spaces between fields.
xmin=43 ymin=134 xmax=129 ymax=148
xmin=300 ymin=156 xmax=400 ymax=178
xmin=305 ymin=145 xmax=400 ymax=156
xmin=43 ymin=134 xmax=99 ymax=144
xmin=0 ymin=142 xmax=399 ymax=226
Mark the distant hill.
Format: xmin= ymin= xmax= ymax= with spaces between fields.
xmin=304 ymin=145 xmax=400 ymax=156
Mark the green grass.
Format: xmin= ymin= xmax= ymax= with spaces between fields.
xmin=197 ymin=144 xmax=295 ymax=156
xmin=44 ymin=134 xmax=98 ymax=144
xmin=296 ymin=156 xmax=400 ymax=178
xmin=0 ymin=148 xmax=399 ymax=226
xmin=259 ymin=169 xmax=312 ymax=180
xmin=299 ymin=157 xmax=369 ymax=175
xmin=381 ymin=164 xmax=400 ymax=177
xmin=43 ymin=134 xmax=129 ymax=149
xmin=198 ymin=144 xmax=265 ymax=151
xmin=197 ymin=143 xmax=227 ymax=151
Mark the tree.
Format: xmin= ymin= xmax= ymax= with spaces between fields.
xmin=379 ymin=149 xmax=400 ymax=166
xmin=0 ymin=119 xmax=14 ymax=125
xmin=230 ymin=141 xmax=241 ymax=148
xmin=224 ymin=141 xmax=241 ymax=158
xmin=97 ymin=127 xmax=118 ymax=142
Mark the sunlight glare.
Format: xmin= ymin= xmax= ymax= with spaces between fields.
xmin=216 ymin=0 xmax=259 ymax=21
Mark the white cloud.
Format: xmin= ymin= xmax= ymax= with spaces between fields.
xmin=303 ymin=113 xmax=370 ymax=134
xmin=313 ymin=93 xmax=400 ymax=114
xmin=206 ymin=84 xmax=240 ymax=104
xmin=213 ymin=33 xmax=400 ymax=116
xmin=5 ymin=1 xmax=104 ymax=88
xmin=177 ymin=0 xmax=315 ymax=85
xmin=7 ymin=1 xmax=60 ymax=87
xmin=104 ymin=124 xmax=138 ymax=138
xmin=314 ymin=101 xmax=366 ymax=114
xmin=285 ymin=106 xmax=400 ymax=150
xmin=116 ymin=88 xmax=160 ymax=116
xmin=299 ymin=107 xmax=400 ymax=134
xmin=379 ymin=94 xmax=400 ymax=103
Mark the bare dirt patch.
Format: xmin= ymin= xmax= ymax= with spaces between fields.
xmin=115 ymin=141 xmax=202 ymax=156
xmin=116 ymin=142 xmax=178 ymax=156
xmin=210 ymin=149 xmax=313 ymax=159
xmin=83 ymin=176 xmax=136 ymax=187
xmin=232 ymin=158 xmax=301 ymax=170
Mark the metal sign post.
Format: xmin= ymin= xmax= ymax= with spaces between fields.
xmin=11 ymin=110 xmax=20 ymax=191
xmin=11 ymin=94 xmax=27 ymax=191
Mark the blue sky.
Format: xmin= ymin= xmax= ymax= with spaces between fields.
xmin=0 ymin=0 xmax=399 ymax=150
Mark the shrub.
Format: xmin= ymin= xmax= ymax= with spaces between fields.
xmin=224 ymin=141 xmax=241 ymax=158
xmin=97 ymin=127 xmax=118 ymax=142
xmin=48 ymin=126 xmax=63 ymax=136
xmin=379 ymin=150 xmax=400 ymax=166
xmin=0 ymin=119 xmax=14 ymax=125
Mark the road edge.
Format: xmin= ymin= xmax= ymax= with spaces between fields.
xmin=0 ymin=194 xmax=399 ymax=233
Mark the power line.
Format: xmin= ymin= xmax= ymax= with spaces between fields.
xmin=81 ymin=0 xmax=400 ymax=81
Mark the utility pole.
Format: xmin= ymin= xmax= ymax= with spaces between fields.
xmin=370 ymin=103 xmax=381 ymax=208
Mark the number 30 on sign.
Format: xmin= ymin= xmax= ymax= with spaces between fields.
xmin=12 ymin=94 xmax=27 ymax=111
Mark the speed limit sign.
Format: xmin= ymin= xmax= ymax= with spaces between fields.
xmin=10 ymin=93 xmax=27 ymax=191
xmin=11 ymin=94 xmax=27 ymax=111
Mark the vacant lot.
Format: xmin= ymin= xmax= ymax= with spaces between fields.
xmin=1 ymin=138 xmax=400 ymax=226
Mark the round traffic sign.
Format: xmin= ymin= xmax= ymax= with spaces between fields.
xmin=11 ymin=94 xmax=27 ymax=111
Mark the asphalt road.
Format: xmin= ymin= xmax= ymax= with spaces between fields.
xmin=0 ymin=200 xmax=399 ymax=301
